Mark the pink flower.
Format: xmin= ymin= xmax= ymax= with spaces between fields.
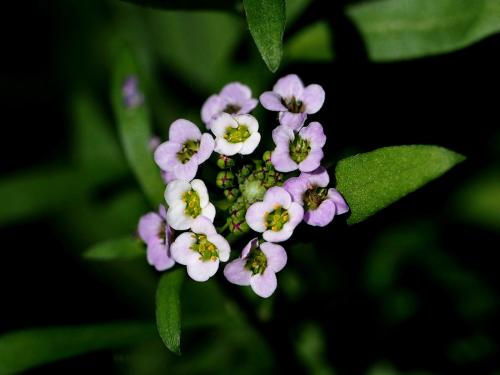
xmin=224 ymin=238 xmax=287 ymax=298
xmin=271 ymin=122 xmax=326 ymax=173
xmin=260 ymin=74 xmax=325 ymax=130
xmin=245 ymin=187 xmax=304 ymax=242
xmin=154 ymin=119 xmax=214 ymax=181
xmin=137 ymin=205 xmax=175 ymax=271
xmin=284 ymin=167 xmax=349 ymax=226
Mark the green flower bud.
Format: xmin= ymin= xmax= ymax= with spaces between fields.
xmin=263 ymin=150 xmax=272 ymax=164
xmin=216 ymin=171 xmax=235 ymax=189
xmin=224 ymin=188 xmax=239 ymax=202
xmin=217 ymin=155 xmax=235 ymax=169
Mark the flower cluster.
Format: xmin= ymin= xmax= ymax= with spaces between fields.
xmin=137 ymin=75 xmax=349 ymax=298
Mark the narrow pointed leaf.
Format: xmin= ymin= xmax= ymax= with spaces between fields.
xmin=84 ymin=236 xmax=145 ymax=261
xmin=156 ymin=269 xmax=184 ymax=355
xmin=0 ymin=322 xmax=155 ymax=375
xmin=244 ymin=0 xmax=286 ymax=72
xmin=111 ymin=46 xmax=165 ymax=207
xmin=335 ymin=145 xmax=465 ymax=225
xmin=347 ymin=0 xmax=500 ymax=61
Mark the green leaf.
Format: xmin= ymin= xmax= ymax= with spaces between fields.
xmin=284 ymin=21 xmax=333 ymax=62
xmin=120 ymin=0 xmax=238 ymax=11
xmin=156 ymin=269 xmax=184 ymax=355
xmin=347 ymin=0 xmax=500 ymax=61
xmin=244 ymin=0 xmax=286 ymax=72
xmin=0 ymin=322 xmax=154 ymax=375
xmin=84 ymin=236 xmax=145 ymax=261
xmin=0 ymin=168 xmax=85 ymax=225
xmin=111 ymin=46 xmax=165 ymax=207
xmin=335 ymin=145 xmax=465 ymax=225
xmin=72 ymin=91 xmax=127 ymax=184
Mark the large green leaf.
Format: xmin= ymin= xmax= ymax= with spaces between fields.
xmin=347 ymin=0 xmax=500 ymax=61
xmin=0 ymin=322 xmax=155 ymax=375
xmin=244 ymin=0 xmax=286 ymax=72
xmin=156 ymin=269 xmax=184 ymax=355
xmin=111 ymin=46 xmax=165 ymax=207
xmin=84 ymin=236 xmax=145 ymax=261
xmin=335 ymin=145 xmax=465 ymax=225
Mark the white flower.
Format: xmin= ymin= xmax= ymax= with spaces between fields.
xmin=165 ymin=179 xmax=216 ymax=230
xmin=211 ymin=113 xmax=261 ymax=156
xmin=171 ymin=216 xmax=230 ymax=282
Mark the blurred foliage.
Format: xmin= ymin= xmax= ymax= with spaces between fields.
xmin=1 ymin=0 xmax=500 ymax=373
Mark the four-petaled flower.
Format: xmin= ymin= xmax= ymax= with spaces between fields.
xmin=211 ymin=113 xmax=261 ymax=156
xmin=260 ymin=74 xmax=325 ymax=130
xmin=202 ymin=82 xmax=258 ymax=128
xmin=224 ymin=238 xmax=287 ymax=298
xmin=171 ymin=216 xmax=230 ymax=281
xmin=246 ymin=186 xmax=304 ymax=242
xmin=165 ymin=179 xmax=216 ymax=230
xmin=154 ymin=119 xmax=214 ymax=181
xmin=138 ymin=205 xmax=175 ymax=271
xmin=284 ymin=167 xmax=349 ymax=227
xmin=271 ymin=122 xmax=326 ymax=173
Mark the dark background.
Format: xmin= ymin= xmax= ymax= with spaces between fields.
xmin=1 ymin=0 xmax=499 ymax=374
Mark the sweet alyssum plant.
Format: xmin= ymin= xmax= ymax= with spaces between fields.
xmin=137 ymin=74 xmax=349 ymax=298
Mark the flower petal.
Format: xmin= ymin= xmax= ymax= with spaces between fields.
xmin=241 ymin=238 xmax=259 ymax=258
xmin=154 ymin=141 xmax=182 ymax=171
xmin=271 ymin=147 xmax=298 ymax=172
xmin=272 ymin=125 xmax=295 ymax=148
xmin=170 ymin=232 xmax=197 ymax=265
xmin=224 ymin=259 xmax=252 ymax=286
xmin=201 ymin=95 xmax=224 ymax=125
xmin=283 ymin=176 xmax=308 ymax=205
xmin=328 ymin=188 xmax=350 ymax=215
xmin=260 ymin=242 xmax=287 ymax=273
xmin=169 ymin=119 xmax=201 ymax=144
xmin=201 ymin=202 xmax=216 ymax=222
xmin=147 ymin=239 xmax=175 ymax=271
xmin=250 ymin=269 xmax=277 ymax=298
xmin=287 ymin=202 xmax=305 ymax=228
xmin=220 ymin=82 xmax=252 ymax=102
xmin=194 ymin=133 xmax=215 ymax=164
xmin=298 ymin=149 xmax=324 ymax=172
xmin=245 ymin=202 xmax=267 ymax=233
xmin=214 ymin=137 xmax=243 ymax=156
xmin=238 ymin=98 xmax=258 ymax=114
xmin=304 ymin=198 xmax=336 ymax=227
xmin=191 ymin=216 xmax=217 ymax=236
xmin=264 ymin=186 xmax=292 ymax=209
xmin=172 ymin=157 xmax=198 ymax=181
xmin=210 ymin=113 xmax=238 ymax=137
xmin=165 ymin=179 xmax=190 ymax=206
xmin=166 ymin=203 xmax=192 ymax=230
xmin=299 ymin=121 xmax=326 ymax=148
xmin=302 ymin=166 xmax=329 ymax=188
xmin=208 ymin=234 xmax=230 ymax=262
xmin=138 ymin=212 xmax=162 ymax=243
xmin=186 ymin=257 xmax=219 ymax=282
xmin=235 ymin=114 xmax=259 ymax=133
xmin=279 ymin=111 xmax=307 ymax=130
xmin=260 ymin=92 xmax=287 ymax=111
xmin=263 ymin=227 xmax=293 ymax=243
xmin=191 ymin=179 xmax=209 ymax=207
xmin=239 ymin=132 xmax=261 ymax=155
xmin=302 ymin=84 xmax=325 ymax=114
xmin=273 ymin=74 xmax=304 ymax=100
xmin=161 ymin=170 xmax=176 ymax=184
